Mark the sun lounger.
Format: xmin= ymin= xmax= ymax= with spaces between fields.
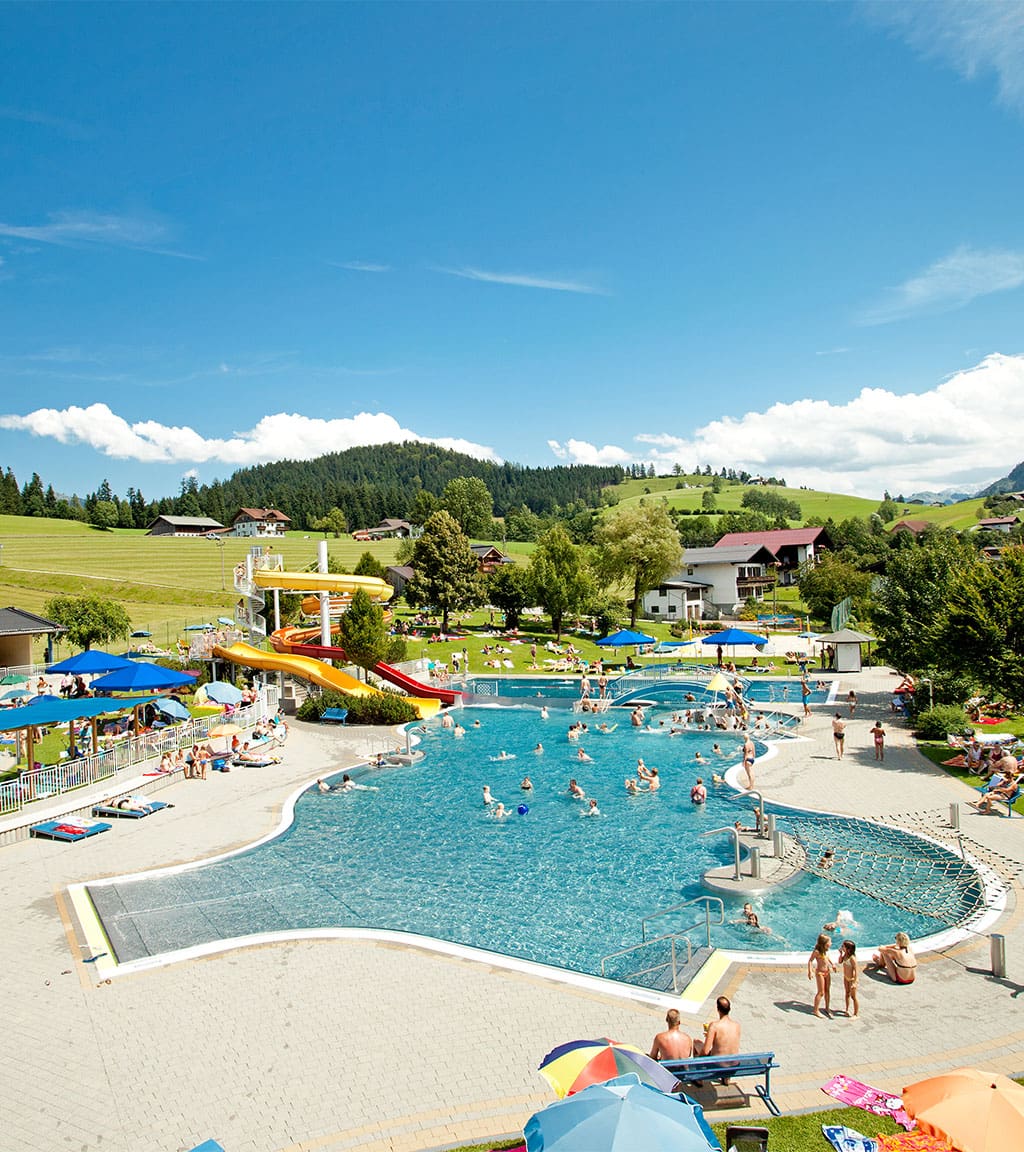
xmin=91 ymin=799 xmax=170 ymax=819
xmin=661 ymin=1051 xmax=781 ymax=1116
xmin=31 ymin=819 xmax=112 ymax=842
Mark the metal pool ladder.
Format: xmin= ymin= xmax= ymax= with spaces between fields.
xmin=599 ymin=896 xmax=725 ymax=993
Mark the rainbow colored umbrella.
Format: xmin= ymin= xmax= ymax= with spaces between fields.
xmin=538 ymin=1038 xmax=681 ymax=1099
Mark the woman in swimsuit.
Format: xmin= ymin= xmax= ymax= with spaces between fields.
xmin=870 ymin=932 xmax=917 ymax=985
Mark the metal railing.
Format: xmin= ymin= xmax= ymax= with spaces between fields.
xmin=0 ymin=685 xmax=278 ymax=817
xmin=600 ymin=931 xmax=694 ymax=992
xmin=641 ymin=895 xmax=726 ymax=948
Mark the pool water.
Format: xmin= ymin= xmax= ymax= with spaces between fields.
xmin=465 ymin=673 xmax=833 ymax=706
xmin=92 ymin=705 xmax=977 ymax=985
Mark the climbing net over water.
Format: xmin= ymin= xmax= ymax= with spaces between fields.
xmin=776 ymin=808 xmax=1010 ymax=926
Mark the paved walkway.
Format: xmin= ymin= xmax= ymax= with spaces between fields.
xmin=3 ymin=671 xmax=1024 ymax=1152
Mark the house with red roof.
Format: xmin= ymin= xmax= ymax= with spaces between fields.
xmin=230 ymin=507 xmax=292 ymax=538
xmin=712 ymin=526 xmax=832 ymax=585
xmin=975 ymin=515 xmax=1020 ymax=534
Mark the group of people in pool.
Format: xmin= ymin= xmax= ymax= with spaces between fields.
xmin=481 ymin=776 xmax=600 ymax=818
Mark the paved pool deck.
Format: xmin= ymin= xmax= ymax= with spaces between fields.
xmin=3 ymin=669 xmax=1023 ymax=1152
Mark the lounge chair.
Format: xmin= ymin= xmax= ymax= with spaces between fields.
xmin=91 ymin=798 xmax=170 ymax=819
xmin=31 ymin=819 xmax=112 ymax=842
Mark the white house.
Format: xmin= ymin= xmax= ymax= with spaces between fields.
xmin=975 ymin=516 xmax=1019 ymax=534
xmin=643 ymin=544 xmax=777 ymax=618
xmin=714 ymin=526 xmax=832 ymax=586
xmin=231 ymin=507 xmax=292 ymax=537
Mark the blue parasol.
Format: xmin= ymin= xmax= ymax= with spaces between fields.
xmin=154 ymin=697 xmax=191 ymax=721
xmin=91 ymin=664 xmax=197 ymax=693
xmin=48 ymin=649 xmax=135 ymax=675
xmin=203 ymin=681 xmax=243 ymax=705
xmin=524 ymin=1075 xmax=719 ymax=1152
xmin=700 ymin=628 xmax=767 ymax=647
xmin=597 ymin=629 xmax=657 ymax=647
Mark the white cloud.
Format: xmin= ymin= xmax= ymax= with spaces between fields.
xmin=858 ymin=246 xmax=1024 ymax=325
xmin=438 ymin=266 xmax=605 ymax=295
xmin=550 ymin=353 xmax=1024 ymax=497
xmin=0 ymin=210 xmax=201 ymax=260
xmin=327 ymin=260 xmax=391 ymax=273
xmin=0 ymin=405 xmax=501 ymax=467
xmin=547 ymin=438 xmax=634 ymax=466
xmin=865 ymin=0 xmax=1024 ymax=114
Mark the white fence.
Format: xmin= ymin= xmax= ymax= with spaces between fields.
xmin=0 ymin=684 xmax=279 ymax=817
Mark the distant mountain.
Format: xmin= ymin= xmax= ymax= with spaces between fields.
xmin=979 ymin=461 xmax=1024 ymax=498
xmin=905 ymin=484 xmax=986 ymax=505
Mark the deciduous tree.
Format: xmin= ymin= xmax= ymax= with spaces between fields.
xmin=44 ymin=594 xmax=132 ymax=650
xmin=338 ymin=588 xmax=392 ymax=676
xmin=528 ymin=524 xmax=593 ymax=639
xmin=442 ymin=477 xmax=494 ymax=538
xmin=406 ymin=511 xmax=483 ymax=632
xmin=594 ymin=504 xmax=682 ymax=627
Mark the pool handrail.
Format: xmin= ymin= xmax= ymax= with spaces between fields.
xmin=599 ymin=930 xmax=694 ymax=992
xmin=641 ymin=895 xmax=725 ymax=948
xmin=701 ymin=825 xmax=743 ymax=880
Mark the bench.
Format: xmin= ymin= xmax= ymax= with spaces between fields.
xmin=321 ymin=708 xmax=348 ymax=724
xmin=661 ymin=1051 xmax=780 ymax=1116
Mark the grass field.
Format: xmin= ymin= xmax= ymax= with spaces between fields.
xmin=607 ymin=473 xmax=987 ymax=530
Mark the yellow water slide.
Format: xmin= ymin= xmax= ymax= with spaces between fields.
xmin=252 ymin=570 xmax=393 ymax=600
xmin=214 ymin=642 xmax=440 ymax=719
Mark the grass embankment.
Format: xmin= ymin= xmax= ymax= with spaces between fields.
xmin=456 ymin=1102 xmax=905 ymax=1151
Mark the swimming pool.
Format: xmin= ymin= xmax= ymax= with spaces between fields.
xmin=89 ymin=704 xmax=984 ymax=988
xmin=463 ymin=672 xmax=834 ymax=706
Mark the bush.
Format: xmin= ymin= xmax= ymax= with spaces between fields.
xmin=296 ymin=688 xmax=418 ymax=725
xmin=914 ymin=705 xmax=968 ymax=741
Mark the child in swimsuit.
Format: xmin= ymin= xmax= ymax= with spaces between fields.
xmin=837 ymin=940 xmax=859 ymax=1017
xmin=807 ymin=933 xmax=836 ymax=1018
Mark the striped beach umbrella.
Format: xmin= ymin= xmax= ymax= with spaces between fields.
xmin=538 ymin=1038 xmax=681 ymax=1099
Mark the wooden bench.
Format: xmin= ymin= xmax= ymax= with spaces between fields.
xmin=321 ymin=708 xmax=348 ymax=724
xmin=661 ymin=1051 xmax=780 ymax=1116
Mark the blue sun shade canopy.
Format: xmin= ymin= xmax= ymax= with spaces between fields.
xmin=0 ymin=696 xmax=161 ymax=734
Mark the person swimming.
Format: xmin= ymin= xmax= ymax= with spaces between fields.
xmin=568 ymin=778 xmax=586 ymax=799
xmin=577 ymin=748 xmax=593 ymax=762
xmin=482 ymin=785 xmax=496 ymax=806
xmin=540 ymin=706 xmax=549 ymax=720
xmin=533 ymin=742 xmax=544 ymax=754
xmin=490 ymin=802 xmax=511 ymax=819
xmin=520 ymin=776 xmax=533 ymax=791
xmin=582 ymin=797 xmax=601 ymax=817
xmin=625 ymin=777 xmax=639 ymax=794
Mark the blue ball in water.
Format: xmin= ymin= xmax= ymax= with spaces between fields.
xmin=517 ymin=804 xmax=529 ymax=816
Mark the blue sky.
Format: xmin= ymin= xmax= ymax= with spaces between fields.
xmin=2 ymin=1 xmax=1024 ymax=500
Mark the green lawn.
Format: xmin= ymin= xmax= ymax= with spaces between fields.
xmin=451 ymin=1101 xmax=904 ymax=1151
xmin=916 ymin=737 xmax=1024 ymax=815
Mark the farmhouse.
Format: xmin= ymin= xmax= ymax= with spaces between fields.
xmin=975 ymin=516 xmax=1020 ymax=534
xmin=231 ymin=508 xmax=292 ymax=538
xmin=146 ymin=515 xmax=226 ymax=537
xmin=713 ymin=526 xmax=832 ymax=585
xmin=643 ymin=544 xmax=777 ymax=618
xmin=470 ymin=544 xmax=513 ymax=574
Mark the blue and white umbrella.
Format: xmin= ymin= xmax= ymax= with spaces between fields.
xmin=154 ymin=697 xmax=191 ymax=721
xmin=203 ymin=681 xmax=243 ymax=706
xmin=524 ymin=1074 xmax=719 ymax=1152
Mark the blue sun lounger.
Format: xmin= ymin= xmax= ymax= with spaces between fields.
xmin=31 ymin=819 xmax=113 ymax=842
xmin=91 ymin=799 xmax=171 ymax=819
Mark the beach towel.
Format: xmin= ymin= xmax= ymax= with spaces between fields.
xmin=821 ymin=1076 xmax=915 ymax=1130
xmin=823 ymin=1126 xmax=877 ymax=1152
xmin=876 ymin=1133 xmax=952 ymax=1152
xmin=55 ymin=823 xmax=87 ymax=836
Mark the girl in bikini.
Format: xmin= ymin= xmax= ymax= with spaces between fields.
xmin=837 ymin=940 xmax=860 ymax=1017
xmin=807 ymin=933 xmax=836 ymax=1018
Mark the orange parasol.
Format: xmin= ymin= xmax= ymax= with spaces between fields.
xmin=903 ymin=1067 xmax=1024 ymax=1152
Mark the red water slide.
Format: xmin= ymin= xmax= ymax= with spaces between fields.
xmin=269 ymin=626 xmax=463 ymax=705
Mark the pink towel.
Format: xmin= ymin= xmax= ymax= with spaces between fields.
xmin=821 ymin=1076 xmax=914 ymax=1130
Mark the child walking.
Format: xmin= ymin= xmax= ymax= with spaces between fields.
xmin=838 ymin=940 xmax=860 ymax=1017
xmin=808 ymin=933 xmax=836 ymax=1018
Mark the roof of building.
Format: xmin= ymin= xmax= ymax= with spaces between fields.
xmin=233 ymin=507 xmax=292 ymax=522
xmin=147 ymin=515 xmax=225 ymax=529
xmin=386 ymin=565 xmax=415 ymax=580
xmin=0 ymin=606 xmax=65 ymax=636
xmin=978 ymin=516 xmax=1019 ymax=526
xmin=375 ymin=518 xmax=411 ymax=530
xmin=714 ymin=527 xmax=830 ymax=552
xmin=891 ymin=519 xmax=932 ymax=533
xmin=470 ymin=544 xmax=509 ymax=559
xmin=658 ymin=577 xmax=712 ymax=589
xmin=681 ymin=545 xmax=778 ymax=564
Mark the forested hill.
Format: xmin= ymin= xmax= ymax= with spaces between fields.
xmin=191 ymin=443 xmax=624 ymax=528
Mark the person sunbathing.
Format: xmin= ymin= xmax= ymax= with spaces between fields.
xmin=973 ymin=773 xmax=1020 ymax=813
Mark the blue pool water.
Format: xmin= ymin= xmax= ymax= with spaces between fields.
xmin=92 ymin=705 xmax=981 ymax=985
xmin=465 ymin=673 xmax=833 ymax=706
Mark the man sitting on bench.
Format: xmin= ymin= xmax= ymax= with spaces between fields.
xmin=694 ymin=995 xmax=741 ymax=1061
